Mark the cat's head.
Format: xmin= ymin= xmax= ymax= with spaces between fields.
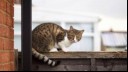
xmin=67 ymin=26 xmax=84 ymax=43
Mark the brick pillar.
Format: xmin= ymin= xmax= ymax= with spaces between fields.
xmin=0 ymin=0 xmax=15 ymax=71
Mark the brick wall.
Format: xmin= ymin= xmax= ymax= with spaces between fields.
xmin=0 ymin=0 xmax=15 ymax=71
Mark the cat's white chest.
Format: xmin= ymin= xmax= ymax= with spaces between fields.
xmin=54 ymin=43 xmax=59 ymax=48
xmin=58 ymin=35 xmax=72 ymax=48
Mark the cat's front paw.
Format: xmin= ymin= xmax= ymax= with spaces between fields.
xmin=50 ymin=48 xmax=58 ymax=52
xmin=61 ymin=48 xmax=69 ymax=52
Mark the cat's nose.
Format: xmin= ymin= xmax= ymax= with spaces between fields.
xmin=74 ymin=36 xmax=78 ymax=43
xmin=74 ymin=39 xmax=78 ymax=43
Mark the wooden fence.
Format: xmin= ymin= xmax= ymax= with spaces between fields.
xmin=16 ymin=51 xmax=127 ymax=71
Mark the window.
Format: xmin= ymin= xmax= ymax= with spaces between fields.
xmin=101 ymin=32 xmax=127 ymax=51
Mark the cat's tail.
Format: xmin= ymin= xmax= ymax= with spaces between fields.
xmin=32 ymin=48 xmax=60 ymax=67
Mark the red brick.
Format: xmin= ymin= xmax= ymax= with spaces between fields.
xmin=10 ymin=28 xmax=14 ymax=39
xmin=12 ymin=0 xmax=14 ymax=5
xmin=0 ymin=25 xmax=13 ymax=38
xmin=3 ymin=13 xmax=6 ymax=25
xmin=0 ymin=64 xmax=3 ymax=71
xmin=0 ymin=12 xmax=4 ymax=24
xmin=10 ymin=52 xmax=14 ymax=62
xmin=3 ymin=63 xmax=11 ymax=71
xmin=0 ymin=51 xmax=14 ymax=64
xmin=10 ymin=62 xmax=15 ymax=71
xmin=11 ymin=6 xmax=14 ymax=17
xmin=0 ymin=1 xmax=2 ymax=9
xmin=0 ymin=38 xmax=4 ymax=50
xmin=4 ymin=26 xmax=14 ymax=39
xmin=4 ymin=38 xmax=13 ymax=50
xmin=7 ymin=0 xmax=14 ymax=5
xmin=6 ymin=16 xmax=13 ymax=27
xmin=3 ymin=26 xmax=7 ymax=38
xmin=11 ymin=17 xmax=14 ymax=27
xmin=4 ymin=1 xmax=7 ymax=12
xmin=7 ymin=0 xmax=11 ymax=3
xmin=0 ymin=25 xmax=3 ymax=37
xmin=6 ymin=2 xmax=11 ymax=15
xmin=3 ymin=38 xmax=9 ymax=50
xmin=4 ymin=26 xmax=9 ymax=38
xmin=0 ymin=25 xmax=6 ymax=37
xmin=0 ymin=0 xmax=3 ymax=10
xmin=3 ymin=62 xmax=15 ymax=71
xmin=7 ymin=0 xmax=14 ymax=4
xmin=0 ymin=52 xmax=3 ymax=63
xmin=0 ymin=52 xmax=15 ymax=71
xmin=0 ymin=0 xmax=6 ymax=12
xmin=2 ymin=52 xmax=10 ymax=63
xmin=0 ymin=25 xmax=14 ymax=38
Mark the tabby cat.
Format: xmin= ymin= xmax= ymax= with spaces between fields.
xmin=32 ymin=23 xmax=84 ymax=67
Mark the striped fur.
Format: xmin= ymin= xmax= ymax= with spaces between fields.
xmin=32 ymin=48 xmax=60 ymax=67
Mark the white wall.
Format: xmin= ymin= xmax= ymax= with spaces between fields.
xmin=32 ymin=0 xmax=127 ymax=31
xmin=32 ymin=0 xmax=127 ymax=19
xmin=98 ymin=16 xmax=127 ymax=31
xmin=15 ymin=0 xmax=127 ymax=31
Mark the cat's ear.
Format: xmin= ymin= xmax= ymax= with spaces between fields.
xmin=70 ymin=26 xmax=73 ymax=30
xmin=81 ymin=30 xmax=84 ymax=33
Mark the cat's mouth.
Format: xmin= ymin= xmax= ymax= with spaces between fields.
xmin=71 ymin=40 xmax=77 ymax=43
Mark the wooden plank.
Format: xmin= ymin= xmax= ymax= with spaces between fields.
xmin=91 ymin=58 xmax=96 ymax=71
xmin=31 ymin=58 xmax=127 ymax=71
xmin=96 ymin=58 xmax=127 ymax=71
xmin=18 ymin=51 xmax=127 ymax=59
xmin=18 ymin=56 xmax=127 ymax=71
xmin=96 ymin=58 xmax=127 ymax=65
xmin=15 ymin=49 xmax=18 ymax=71
xmin=32 ymin=58 xmax=90 ymax=65
xmin=32 ymin=65 xmax=90 ymax=71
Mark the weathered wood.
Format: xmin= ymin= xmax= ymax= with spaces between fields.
xmin=18 ymin=51 xmax=127 ymax=59
xmin=30 ymin=58 xmax=127 ymax=71
xmin=32 ymin=65 xmax=90 ymax=71
xmin=17 ymin=52 xmax=127 ymax=71
xmin=15 ymin=49 xmax=18 ymax=71
xmin=91 ymin=58 xmax=96 ymax=71
xmin=32 ymin=58 xmax=90 ymax=65
xmin=96 ymin=59 xmax=127 ymax=71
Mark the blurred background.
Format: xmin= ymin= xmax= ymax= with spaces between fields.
xmin=14 ymin=0 xmax=127 ymax=52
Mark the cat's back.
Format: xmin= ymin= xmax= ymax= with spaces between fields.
xmin=33 ymin=23 xmax=63 ymax=33
xmin=32 ymin=23 xmax=65 ymax=37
